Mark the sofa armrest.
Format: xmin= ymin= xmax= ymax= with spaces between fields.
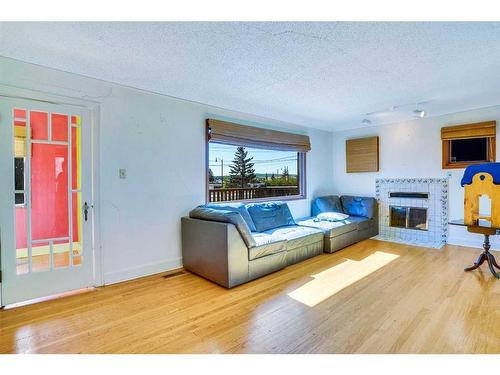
xmin=181 ymin=217 xmax=250 ymax=288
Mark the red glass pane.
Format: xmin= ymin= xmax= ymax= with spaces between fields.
xmin=52 ymin=113 xmax=68 ymax=142
xmin=15 ymin=201 xmax=28 ymax=274
xmin=14 ymin=108 xmax=26 ymax=119
xmin=30 ymin=111 xmax=48 ymax=140
xmin=14 ymin=109 xmax=27 ymax=126
xmin=31 ymin=144 xmax=69 ymax=240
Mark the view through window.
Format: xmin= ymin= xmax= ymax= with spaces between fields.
xmin=208 ymin=143 xmax=304 ymax=203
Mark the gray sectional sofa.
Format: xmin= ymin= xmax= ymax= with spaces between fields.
xmin=297 ymin=195 xmax=378 ymax=253
xmin=181 ymin=195 xmax=378 ymax=288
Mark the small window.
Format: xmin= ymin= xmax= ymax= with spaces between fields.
xmin=15 ymin=157 xmax=25 ymax=205
xmin=450 ymin=138 xmax=488 ymax=163
xmin=441 ymin=121 xmax=496 ymax=169
xmin=206 ymin=119 xmax=309 ymax=203
xmin=443 ymin=137 xmax=494 ymax=169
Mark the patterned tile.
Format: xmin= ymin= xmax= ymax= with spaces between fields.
xmin=376 ymin=177 xmax=448 ymax=247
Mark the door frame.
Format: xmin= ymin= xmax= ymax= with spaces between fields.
xmin=0 ymin=85 xmax=102 ymax=307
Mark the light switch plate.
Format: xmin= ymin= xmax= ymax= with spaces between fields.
xmin=119 ymin=169 xmax=127 ymax=179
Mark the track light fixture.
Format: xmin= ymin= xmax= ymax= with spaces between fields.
xmin=413 ymin=103 xmax=426 ymax=118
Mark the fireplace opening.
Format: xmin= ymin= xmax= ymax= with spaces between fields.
xmin=389 ymin=192 xmax=429 ymax=199
xmin=390 ymin=206 xmax=428 ymax=231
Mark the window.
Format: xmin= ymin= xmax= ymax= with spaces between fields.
xmin=14 ymin=157 xmax=25 ymax=205
xmin=206 ymin=119 xmax=309 ymax=203
xmin=441 ymin=121 xmax=496 ymax=169
xmin=450 ymin=138 xmax=488 ymax=163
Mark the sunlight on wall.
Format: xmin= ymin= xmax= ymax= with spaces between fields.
xmin=288 ymin=251 xmax=400 ymax=307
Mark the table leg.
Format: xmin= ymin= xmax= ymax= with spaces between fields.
xmin=488 ymin=252 xmax=500 ymax=270
xmin=464 ymin=253 xmax=486 ymax=271
xmin=464 ymin=234 xmax=500 ymax=279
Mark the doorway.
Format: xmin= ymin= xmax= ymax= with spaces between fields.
xmin=0 ymin=96 xmax=95 ymax=306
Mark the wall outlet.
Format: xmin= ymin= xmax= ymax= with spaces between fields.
xmin=119 ymin=168 xmax=127 ymax=179
xmin=446 ymin=171 xmax=452 ymax=178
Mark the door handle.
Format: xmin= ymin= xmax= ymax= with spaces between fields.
xmin=83 ymin=202 xmax=89 ymax=222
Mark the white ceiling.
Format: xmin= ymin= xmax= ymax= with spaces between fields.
xmin=2 ymin=22 xmax=500 ymax=131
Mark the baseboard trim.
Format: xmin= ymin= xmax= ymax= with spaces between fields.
xmin=447 ymin=236 xmax=500 ymax=251
xmin=103 ymin=258 xmax=183 ymax=285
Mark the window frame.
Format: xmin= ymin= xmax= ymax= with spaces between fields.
xmin=442 ymin=136 xmax=495 ymax=169
xmin=205 ymin=140 xmax=307 ymax=205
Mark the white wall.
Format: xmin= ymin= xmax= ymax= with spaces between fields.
xmin=0 ymin=57 xmax=335 ymax=285
xmin=332 ymin=106 xmax=500 ymax=250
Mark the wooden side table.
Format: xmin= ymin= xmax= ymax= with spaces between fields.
xmin=449 ymin=219 xmax=500 ymax=279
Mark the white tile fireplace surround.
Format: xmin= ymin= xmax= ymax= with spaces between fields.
xmin=375 ymin=178 xmax=449 ymax=249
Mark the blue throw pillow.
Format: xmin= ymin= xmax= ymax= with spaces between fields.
xmin=206 ymin=203 xmax=257 ymax=232
xmin=340 ymin=196 xmax=376 ymax=218
xmin=246 ymin=201 xmax=296 ymax=232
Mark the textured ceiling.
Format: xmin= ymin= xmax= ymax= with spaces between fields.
xmin=2 ymin=22 xmax=500 ymax=131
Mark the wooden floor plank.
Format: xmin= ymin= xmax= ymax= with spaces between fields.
xmin=1 ymin=239 xmax=499 ymax=353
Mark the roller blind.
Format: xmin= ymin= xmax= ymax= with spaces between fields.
xmin=206 ymin=119 xmax=311 ymax=152
xmin=441 ymin=121 xmax=496 ymax=140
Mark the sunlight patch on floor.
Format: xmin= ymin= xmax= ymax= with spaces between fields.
xmin=288 ymin=251 xmax=400 ymax=307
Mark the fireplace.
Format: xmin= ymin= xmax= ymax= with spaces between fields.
xmin=390 ymin=206 xmax=428 ymax=231
xmin=375 ymin=178 xmax=448 ymax=248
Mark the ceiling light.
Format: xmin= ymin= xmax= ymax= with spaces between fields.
xmin=413 ymin=109 xmax=426 ymax=118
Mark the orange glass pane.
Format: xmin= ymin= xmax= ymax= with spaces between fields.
xmin=72 ymin=126 xmax=81 ymax=190
xmin=32 ymin=241 xmax=50 ymax=273
xmin=53 ymin=240 xmax=70 ymax=269
xmin=30 ymin=111 xmax=48 ymax=140
xmin=71 ymin=115 xmax=81 ymax=125
xmin=31 ymin=144 xmax=69 ymax=240
xmin=73 ymin=242 xmax=82 ymax=266
xmin=52 ymin=113 xmax=68 ymax=142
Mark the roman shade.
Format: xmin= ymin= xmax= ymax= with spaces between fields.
xmin=441 ymin=121 xmax=496 ymax=140
xmin=206 ymin=119 xmax=311 ymax=152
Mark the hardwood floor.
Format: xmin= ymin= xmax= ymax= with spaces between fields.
xmin=1 ymin=239 xmax=499 ymax=354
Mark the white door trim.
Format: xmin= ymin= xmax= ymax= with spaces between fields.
xmin=0 ymin=86 xmax=102 ymax=307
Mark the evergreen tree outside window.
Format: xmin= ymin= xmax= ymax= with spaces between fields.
xmin=228 ymin=146 xmax=256 ymax=188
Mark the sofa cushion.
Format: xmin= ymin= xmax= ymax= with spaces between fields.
xmin=249 ymin=233 xmax=287 ymax=260
xmin=206 ymin=202 xmax=256 ymax=231
xmin=296 ymin=217 xmax=358 ymax=238
xmin=189 ymin=206 xmax=256 ymax=248
xmin=262 ymin=225 xmax=323 ymax=250
xmin=347 ymin=216 xmax=374 ymax=231
xmin=311 ymin=195 xmax=343 ymax=216
xmin=317 ymin=212 xmax=350 ymax=222
xmin=341 ymin=196 xmax=376 ymax=218
xmin=246 ymin=201 xmax=295 ymax=232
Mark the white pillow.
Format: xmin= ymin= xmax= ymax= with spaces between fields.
xmin=317 ymin=212 xmax=349 ymax=222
